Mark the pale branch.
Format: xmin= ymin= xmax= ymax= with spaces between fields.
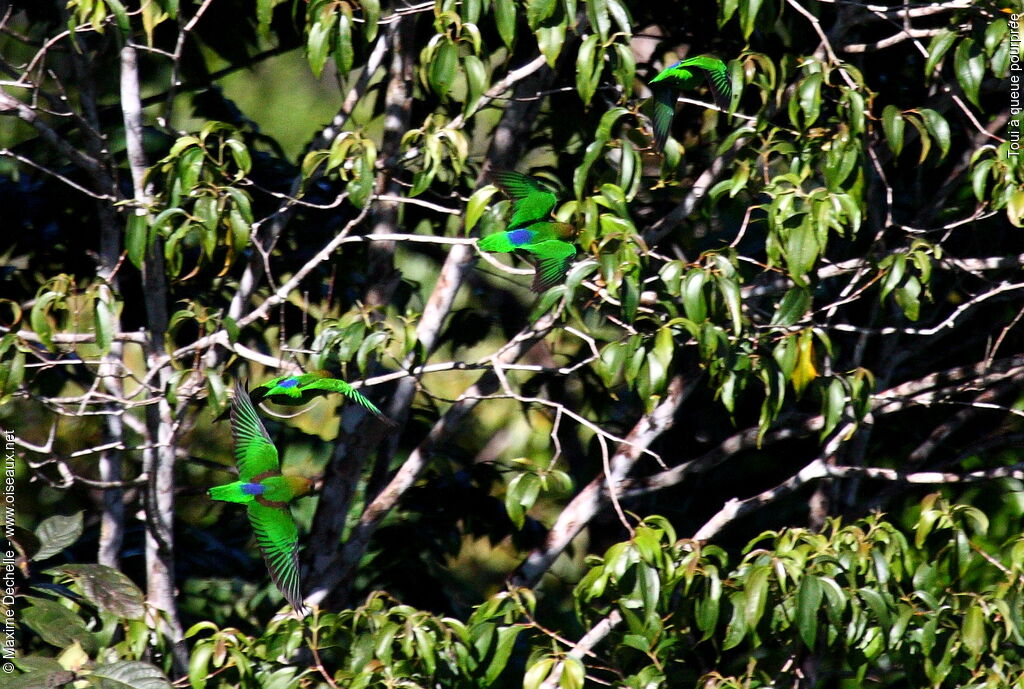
xmin=842 ymin=28 xmax=943 ymax=53
xmin=120 ymin=45 xmax=151 ymax=202
xmin=743 ymin=252 xmax=1024 ymax=300
xmin=448 ymin=54 xmax=549 ymax=129
xmin=539 ymin=610 xmax=624 ymax=689
xmin=674 ymin=96 xmax=759 ymax=122
xmin=371 ymin=194 xmax=461 ymax=214
xmin=693 ymin=456 xmax=1024 ymax=542
xmin=513 ymin=375 xmax=694 ymax=589
xmin=762 ymin=281 xmax=1024 ymax=338
xmin=863 ymin=384 xmax=1023 ymax=513
xmin=829 ymin=0 xmax=974 ymax=18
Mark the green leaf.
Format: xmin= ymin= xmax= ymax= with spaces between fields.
xmin=93 ymin=289 xmax=115 ymax=354
xmin=797 ymin=73 xmax=823 ymax=128
xmin=466 ymin=186 xmax=498 ymax=234
xmin=482 ymin=626 xmax=524 ymax=685
xmin=954 ymin=38 xmax=984 ymax=108
xmin=88 ymin=660 xmax=172 ymax=689
xmin=771 ymin=288 xmax=810 ymax=327
xmin=858 ymin=587 xmax=891 ymax=629
xmin=188 ymin=642 xmax=214 ymax=689
xmin=22 ymin=597 xmax=94 ymax=651
xmin=586 ymin=0 xmax=611 ymax=41
xmin=575 ymin=34 xmax=602 ymax=106
xmin=560 ymin=657 xmax=584 ymax=689
xmin=224 ymin=137 xmax=251 ymax=176
xmin=463 ymin=54 xmax=488 ymax=115
xmin=527 ymin=0 xmax=557 ymax=30
xmin=307 ymin=11 xmax=337 ymax=78
xmin=0 ymin=344 xmax=26 ymax=403
xmin=361 ymin=0 xmax=380 ymax=41
xmin=681 ymin=270 xmax=707 ymax=323
xmin=256 ymin=0 xmax=281 ymax=38
xmin=348 ymin=155 xmax=373 ymax=208
xmin=49 ymin=564 xmax=146 ymax=619
xmin=738 ymin=0 xmax=764 ymax=39
xmin=785 ymin=220 xmax=818 ymax=282
xmin=105 ymin=0 xmax=130 ymax=34
xmin=523 ymin=657 xmax=556 ymax=689
xmin=962 ymin=605 xmax=985 ymax=656
xmin=924 ymin=30 xmax=957 ymax=77
xmin=796 ymin=575 xmax=822 ymax=648
xmin=30 ymin=291 xmax=60 ymax=352
xmin=536 ymin=19 xmax=566 ymax=68
xmin=722 ymin=592 xmax=748 ymax=650
xmin=821 ymin=377 xmax=846 ymax=438
xmin=34 ymin=512 xmax=84 ymax=561
xmin=612 ymin=42 xmax=636 ymax=98
xmin=743 ymin=565 xmax=770 ymax=629
xmin=716 ymin=274 xmax=743 ymax=335
xmin=894 ymin=275 xmax=921 ymax=321
xmin=429 ymin=39 xmax=458 ymax=98
xmin=882 ymin=105 xmax=904 ymax=157
xmin=879 ymin=253 xmax=906 ymax=301
xmin=492 ymin=0 xmax=516 ymax=48
xmin=598 ymin=341 xmax=627 ymax=387
xmin=335 ymin=11 xmax=354 ymax=74
xmin=1007 ymin=189 xmax=1024 ymax=227
xmin=695 ymin=576 xmax=721 ymax=640
xmin=125 ymin=212 xmax=149 ymax=269
xmin=919 ymin=109 xmax=950 ymax=160
xmin=621 ymin=274 xmax=639 ymax=323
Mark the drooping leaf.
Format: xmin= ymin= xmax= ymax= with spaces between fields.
xmin=34 ymin=512 xmax=84 ymax=561
xmin=47 ymin=564 xmax=146 ymax=619
xmin=87 ymin=661 xmax=172 ymax=689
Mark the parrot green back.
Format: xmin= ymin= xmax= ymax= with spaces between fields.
xmin=492 ymin=171 xmax=558 ymax=229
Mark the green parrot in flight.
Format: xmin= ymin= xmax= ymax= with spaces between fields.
xmin=648 ymin=55 xmax=732 ymax=151
xmin=477 ymin=171 xmax=578 ymax=293
xmin=208 ymin=381 xmax=314 ymax=614
xmin=248 ymin=371 xmax=392 ymax=424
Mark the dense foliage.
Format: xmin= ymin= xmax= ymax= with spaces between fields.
xmin=2 ymin=0 xmax=1021 ymax=687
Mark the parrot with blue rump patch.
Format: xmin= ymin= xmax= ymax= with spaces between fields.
xmin=208 ymin=381 xmax=314 ymax=614
xmin=477 ymin=171 xmax=578 ymax=293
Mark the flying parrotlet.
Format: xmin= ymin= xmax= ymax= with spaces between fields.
xmin=208 ymin=381 xmax=314 ymax=614
xmin=648 ymin=55 xmax=732 ymax=152
xmin=477 ymin=171 xmax=578 ymax=293
xmin=248 ymin=371 xmax=392 ymax=424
